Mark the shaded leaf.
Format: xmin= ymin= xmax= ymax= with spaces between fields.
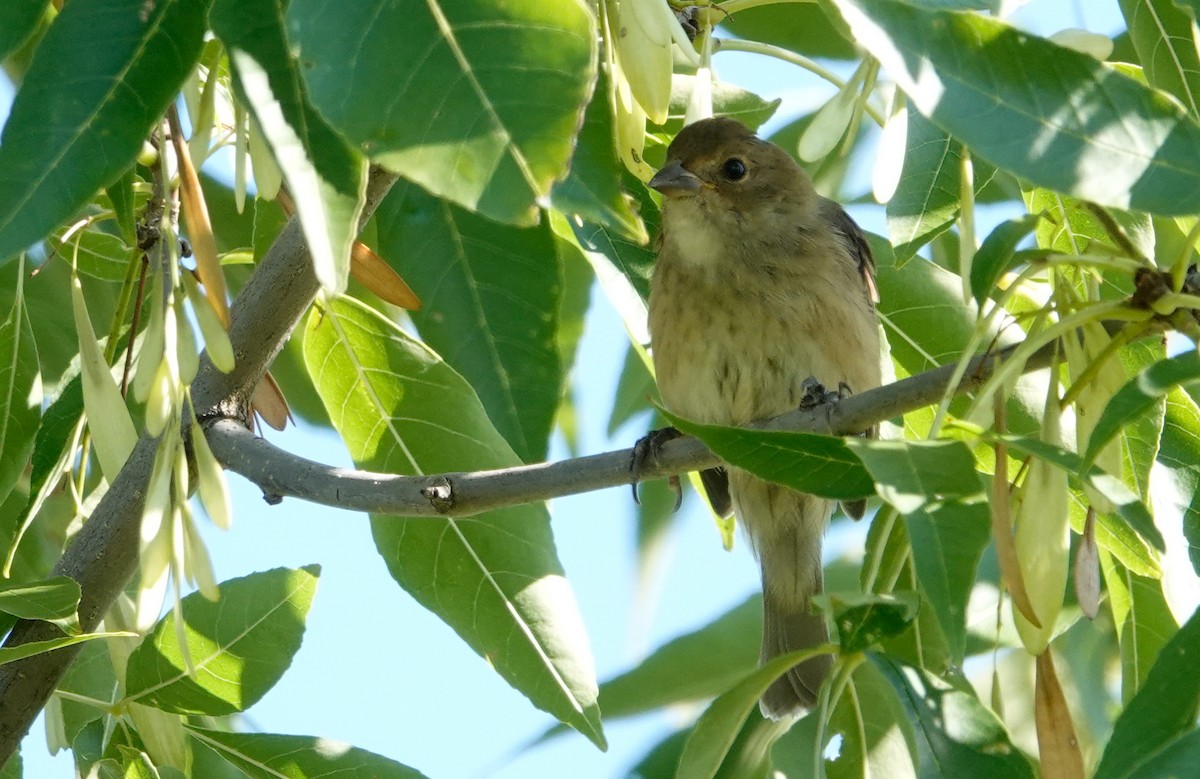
xmin=0 ymin=576 xmax=79 ymax=622
xmin=830 ymin=591 xmax=919 ymax=654
xmin=666 ymin=412 xmax=876 ymax=502
xmin=0 ymin=0 xmax=213 ymax=262
xmin=1157 ymin=388 xmax=1200 ymax=575
xmin=1100 ymin=550 xmax=1178 ymax=703
xmin=872 ymin=654 xmax=1036 ymax=778
xmin=0 ymin=262 xmax=40 ymax=509
xmin=886 ymin=112 xmax=965 ymax=263
xmin=0 ymin=0 xmax=46 ymax=61
xmin=969 ymin=214 xmax=1042 ymax=306
xmin=676 ymin=649 xmax=826 ymax=779
xmin=551 ymin=69 xmax=647 ymax=243
xmin=1095 ymin=602 xmax=1200 ymax=779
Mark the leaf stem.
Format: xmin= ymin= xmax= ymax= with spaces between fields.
xmin=713 ymin=39 xmax=886 ymax=125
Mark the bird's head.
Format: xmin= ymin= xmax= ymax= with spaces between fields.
xmin=649 ymin=117 xmax=819 ymax=241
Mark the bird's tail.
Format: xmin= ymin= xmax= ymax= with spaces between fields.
xmin=758 ymin=568 xmax=832 ymax=719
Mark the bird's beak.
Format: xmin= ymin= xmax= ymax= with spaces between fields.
xmin=649 ymin=161 xmax=702 ymax=197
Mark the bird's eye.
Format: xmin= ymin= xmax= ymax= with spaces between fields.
xmin=721 ymin=158 xmax=747 ymax=181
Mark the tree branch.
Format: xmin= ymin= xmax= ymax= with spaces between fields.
xmin=0 ymin=169 xmax=400 ymax=763
xmin=204 ymin=319 xmax=1153 ymax=518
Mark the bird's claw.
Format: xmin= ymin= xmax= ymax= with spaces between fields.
xmin=631 ymin=427 xmax=685 ymax=510
xmin=798 ymin=378 xmax=851 ymax=410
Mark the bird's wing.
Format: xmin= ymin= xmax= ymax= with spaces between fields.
xmin=825 ymin=200 xmax=878 ymax=306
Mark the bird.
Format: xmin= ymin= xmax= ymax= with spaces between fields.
xmin=646 ymin=116 xmax=882 ymax=719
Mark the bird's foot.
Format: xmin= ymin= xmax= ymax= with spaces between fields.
xmin=630 ymin=427 xmax=684 ymax=510
xmin=798 ymin=378 xmax=851 ymax=410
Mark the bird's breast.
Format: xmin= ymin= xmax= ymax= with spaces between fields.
xmin=648 ymin=249 xmax=880 ymax=427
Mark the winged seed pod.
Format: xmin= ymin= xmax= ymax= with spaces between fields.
xmin=1065 ymin=322 xmax=1126 ymax=514
xmin=614 ymin=0 xmax=674 ymax=125
xmin=181 ymin=501 xmax=219 ymax=601
xmin=247 ymin=116 xmax=282 ymax=200
xmin=136 ymin=436 xmax=175 ymax=632
xmin=132 ymin=285 xmax=166 ymax=403
xmin=174 ymin=296 xmax=199 ymax=385
xmin=145 ymin=298 xmax=182 ymax=437
xmin=191 ymin=420 xmax=232 ymax=530
xmin=71 ymin=275 xmax=137 ymax=481
xmin=799 ymin=77 xmax=861 ymax=162
xmin=872 ymin=101 xmax=907 ymax=204
xmin=1012 ymin=384 xmax=1070 ymax=655
xmin=185 ymin=274 xmax=234 ymax=372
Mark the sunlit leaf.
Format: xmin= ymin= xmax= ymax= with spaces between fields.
xmin=303 ymin=297 xmax=603 ymax=747
xmin=832 ymin=0 xmax=1200 ymax=214
xmin=187 ymin=728 xmax=430 ymax=779
xmin=287 ymin=0 xmax=597 ymax=226
xmin=124 ymin=566 xmax=319 ymax=715
xmin=211 ymin=0 xmax=367 ymax=293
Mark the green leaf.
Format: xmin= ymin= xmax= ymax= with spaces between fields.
xmin=287 ymin=0 xmax=597 ymax=226
xmin=374 ymin=182 xmax=563 ymax=463
xmin=0 ymin=0 xmax=47 ymax=61
xmin=104 ymin=168 xmax=138 ymax=245
xmin=871 ymin=655 xmax=1036 ymax=778
xmin=1095 ymin=602 xmax=1200 ymax=779
xmin=676 ymin=649 xmax=826 ymax=779
xmin=0 ymin=262 xmax=40 ymax=509
xmin=54 ymin=226 xmax=134 ymax=283
xmin=845 ymin=438 xmax=983 ymax=513
xmin=848 ymin=439 xmax=989 ymax=662
xmin=1100 ymin=550 xmax=1178 ymax=703
xmin=886 ymin=112 xmax=965 ymax=263
xmin=721 ymin=3 xmax=858 ymax=60
xmin=832 ymin=0 xmax=1200 ymax=215
xmin=830 ymin=592 xmax=919 ymax=654
xmin=665 ymin=412 xmax=876 ymax=502
xmin=600 ymin=595 xmax=760 ymax=720
xmin=211 ymin=0 xmax=367 ymax=292
xmin=186 ymin=728 xmax=431 ymax=779
xmin=302 ymin=297 xmax=602 ymax=747
xmin=825 ymin=660 xmax=919 ymax=779
xmin=1120 ymin=0 xmax=1200 ymax=120
xmin=124 ymin=566 xmax=320 ymax=715
xmin=0 ymin=631 xmax=132 ymax=666
xmin=1001 ymin=434 xmax=1165 ymax=552
xmin=0 ymin=576 xmax=79 ymax=622
xmin=969 ymin=214 xmax=1042 ymax=306
xmin=1123 ymin=728 xmax=1200 ymax=777
xmin=571 ymin=172 xmax=658 ymax=302
xmin=1088 ymin=352 xmax=1200 ymax=465
xmin=550 ymin=70 xmax=647 ymax=244
xmin=1157 ymin=388 xmax=1200 ymax=575
xmin=0 ymin=0 xmax=213 ymax=263
xmin=607 ymin=343 xmax=656 ymax=436
xmin=1026 ymin=188 xmax=1154 ymax=262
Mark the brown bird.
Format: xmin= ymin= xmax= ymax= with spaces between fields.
xmin=647 ymin=116 xmax=882 ymax=718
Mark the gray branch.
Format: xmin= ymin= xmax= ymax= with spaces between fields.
xmin=204 ymin=319 xmax=1114 ymax=519
xmin=0 ymin=170 xmax=400 ymax=762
